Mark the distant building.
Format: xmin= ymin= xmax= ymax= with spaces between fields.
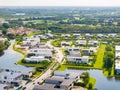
xmin=108 ymin=33 xmax=117 ymax=38
xmin=61 ymin=34 xmax=71 ymax=38
xmin=61 ymin=41 xmax=72 ymax=46
xmin=85 ymin=33 xmax=94 ymax=38
xmin=81 ymin=48 xmax=94 ymax=56
xmin=97 ymin=34 xmax=105 ymax=39
xmin=66 ymin=47 xmax=80 ymax=52
xmin=88 ymin=40 xmax=99 ymax=47
xmin=73 ymin=33 xmax=81 ymax=38
xmin=76 ymin=40 xmax=86 ymax=46
xmin=22 ymin=36 xmax=40 ymax=47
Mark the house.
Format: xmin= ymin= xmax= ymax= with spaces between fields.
xmin=1 ymin=68 xmax=33 ymax=77
xmin=22 ymin=36 xmax=40 ymax=47
xmin=88 ymin=40 xmax=99 ymax=46
xmin=115 ymin=46 xmax=120 ymax=58
xmin=46 ymin=33 xmax=54 ymax=38
xmin=67 ymin=56 xmax=89 ymax=64
xmin=81 ymin=48 xmax=94 ymax=56
xmin=97 ymin=34 xmax=104 ymax=39
xmin=115 ymin=46 xmax=120 ymax=74
xmin=85 ymin=33 xmax=94 ymax=38
xmin=0 ymin=37 xmax=8 ymax=43
xmin=73 ymin=33 xmax=81 ymax=38
xmin=66 ymin=47 xmax=80 ymax=52
xmin=76 ymin=40 xmax=86 ymax=46
xmin=108 ymin=33 xmax=117 ymax=38
xmin=115 ymin=59 xmax=120 ymax=74
xmin=66 ymin=47 xmax=81 ymax=57
xmin=33 ymin=83 xmax=65 ymax=90
xmin=0 ymin=30 xmax=2 ymax=36
xmin=33 ymin=71 xmax=80 ymax=90
xmin=28 ymin=48 xmax=53 ymax=58
xmin=61 ymin=34 xmax=71 ymax=38
xmin=66 ymin=47 xmax=89 ymax=64
xmin=54 ymin=71 xmax=80 ymax=80
xmin=24 ymin=56 xmax=46 ymax=63
xmin=35 ymin=35 xmax=48 ymax=39
xmin=0 ymin=71 xmax=23 ymax=86
xmin=61 ymin=41 xmax=71 ymax=46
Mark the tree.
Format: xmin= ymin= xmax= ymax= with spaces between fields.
xmin=88 ymin=83 xmax=92 ymax=89
xmin=0 ymin=41 xmax=5 ymax=55
xmin=2 ymin=23 xmax=9 ymax=28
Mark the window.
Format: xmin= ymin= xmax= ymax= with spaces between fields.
xmin=4 ymin=76 xmax=7 ymax=79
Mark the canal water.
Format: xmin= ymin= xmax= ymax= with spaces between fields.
xmin=0 ymin=40 xmax=33 ymax=72
xmin=65 ymin=69 xmax=120 ymax=90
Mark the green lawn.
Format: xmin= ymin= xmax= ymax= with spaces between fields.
xmin=32 ymin=71 xmax=42 ymax=78
xmin=86 ymin=77 xmax=96 ymax=89
xmin=94 ymin=44 xmax=106 ymax=69
xmin=57 ymin=64 xmax=96 ymax=71
xmin=26 ymin=32 xmax=42 ymax=37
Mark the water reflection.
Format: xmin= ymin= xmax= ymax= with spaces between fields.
xmin=65 ymin=69 xmax=120 ymax=90
xmin=0 ymin=40 xmax=33 ymax=71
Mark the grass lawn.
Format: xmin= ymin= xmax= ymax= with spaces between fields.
xmin=86 ymin=77 xmax=96 ymax=89
xmin=94 ymin=44 xmax=106 ymax=69
xmin=26 ymin=32 xmax=42 ymax=37
xmin=103 ymin=64 xmax=114 ymax=77
xmin=57 ymin=64 xmax=96 ymax=71
xmin=18 ymin=61 xmax=45 ymax=67
xmin=32 ymin=71 xmax=42 ymax=78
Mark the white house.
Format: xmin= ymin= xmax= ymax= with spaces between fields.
xmin=61 ymin=41 xmax=72 ymax=46
xmin=88 ymin=40 xmax=99 ymax=46
xmin=97 ymin=34 xmax=104 ymax=38
xmin=81 ymin=48 xmax=94 ymax=56
xmin=33 ymin=71 xmax=79 ymax=90
xmin=0 ymin=71 xmax=23 ymax=86
xmin=85 ymin=33 xmax=94 ymax=38
xmin=108 ymin=33 xmax=117 ymax=38
xmin=66 ymin=47 xmax=80 ymax=52
xmin=28 ymin=48 xmax=53 ymax=58
xmin=115 ymin=46 xmax=120 ymax=58
xmin=115 ymin=59 xmax=120 ymax=74
xmin=76 ymin=40 xmax=86 ymax=46
xmin=25 ymin=56 xmax=46 ymax=63
xmin=61 ymin=34 xmax=71 ymax=38
xmin=73 ymin=33 xmax=81 ymax=38
xmin=67 ymin=56 xmax=89 ymax=64
xmin=22 ymin=36 xmax=40 ymax=46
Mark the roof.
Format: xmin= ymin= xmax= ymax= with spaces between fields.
xmin=61 ymin=79 xmax=74 ymax=86
xmin=0 ymin=71 xmax=23 ymax=79
xmin=69 ymin=51 xmax=81 ymax=57
xmin=33 ymin=84 xmax=65 ymax=90
xmin=45 ymin=76 xmax=65 ymax=84
xmin=115 ymin=46 xmax=120 ymax=51
xmin=54 ymin=71 xmax=80 ymax=79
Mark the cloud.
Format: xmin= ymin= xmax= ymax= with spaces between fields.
xmin=0 ymin=0 xmax=120 ymax=6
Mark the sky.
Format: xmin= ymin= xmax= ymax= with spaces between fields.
xmin=0 ymin=0 xmax=120 ymax=6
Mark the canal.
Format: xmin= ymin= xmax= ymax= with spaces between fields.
xmin=65 ymin=69 xmax=120 ymax=90
xmin=0 ymin=40 xmax=33 ymax=72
